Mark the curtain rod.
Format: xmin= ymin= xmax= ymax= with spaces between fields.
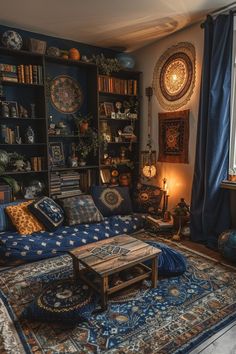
xmin=209 ymin=1 xmax=236 ymax=16
xmin=200 ymin=2 xmax=236 ymax=28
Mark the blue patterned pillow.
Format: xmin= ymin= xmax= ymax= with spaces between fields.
xmin=21 ymin=280 xmax=99 ymax=323
xmin=28 ymin=196 xmax=64 ymax=231
xmin=59 ymin=194 xmax=104 ymax=226
xmin=0 ymin=200 xmax=24 ymax=231
xmin=91 ymin=186 xmax=133 ymax=217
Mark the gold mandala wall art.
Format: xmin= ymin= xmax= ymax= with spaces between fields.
xmin=153 ymin=42 xmax=196 ymax=111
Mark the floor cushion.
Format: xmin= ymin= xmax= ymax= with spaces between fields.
xmin=21 ymin=279 xmax=98 ymax=323
xmin=144 ymin=241 xmax=187 ymax=276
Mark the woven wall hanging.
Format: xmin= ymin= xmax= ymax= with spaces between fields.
xmin=152 ymin=42 xmax=196 ymax=111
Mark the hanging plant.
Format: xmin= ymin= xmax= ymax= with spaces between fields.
xmin=92 ymin=53 xmax=121 ymax=76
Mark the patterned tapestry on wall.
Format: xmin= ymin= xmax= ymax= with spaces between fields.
xmin=158 ymin=109 xmax=189 ymax=163
xmin=152 ymin=42 xmax=196 ymax=111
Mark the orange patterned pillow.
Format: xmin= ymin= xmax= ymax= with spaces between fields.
xmin=5 ymin=200 xmax=44 ymax=235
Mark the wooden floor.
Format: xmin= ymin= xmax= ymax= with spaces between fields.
xmin=189 ymin=321 xmax=236 ymax=354
xmin=170 ymin=237 xmax=236 ymax=354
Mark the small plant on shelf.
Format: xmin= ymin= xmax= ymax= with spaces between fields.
xmin=77 ymin=129 xmax=99 ymax=165
xmin=71 ymin=112 xmax=93 ymax=134
xmin=92 ymin=53 xmax=121 ymax=76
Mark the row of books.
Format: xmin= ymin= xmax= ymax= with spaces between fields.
xmin=0 ymin=63 xmax=43 ymax=84
xmin=31 ymin=157 xmax=44 ymax=171
xmin=1 ymin=125 xmax=16 ymax=144
xmin=98 ymin=75 xmax=138 ymax=96
xmin=50 ymin=171 xmax=82 ymax=199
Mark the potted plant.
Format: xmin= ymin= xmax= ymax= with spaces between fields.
xmin=92 ymin=53 xmax=121 ymax=75
xmin=77 ymin=129 xmax=99 ymax=165
xmin=71 ymin=113 xmax=93 ymax=134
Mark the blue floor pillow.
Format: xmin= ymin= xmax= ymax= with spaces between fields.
xmin=21 ymin=279 xmax=99 ymax=323
xmin=144 ymin=241 xmax=187 ymax=276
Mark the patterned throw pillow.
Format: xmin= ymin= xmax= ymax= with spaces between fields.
xmin=28 ymin=197 xmax=64 ymax=231
xmin=90 ymin=186 xmax=133 ymax=217
xmin=0 ymin=200 xmax=24 ymax=231
xmin=133 ymin=183 xmax=163 ymax=214
xmin=59 ymin=194 xmax=104 ymax=226
xmin=5 ymin=200 xmax=44 ymax=235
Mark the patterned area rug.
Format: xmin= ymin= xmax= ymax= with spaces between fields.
xmin=0 ymin=234 xmax=236 ymax=354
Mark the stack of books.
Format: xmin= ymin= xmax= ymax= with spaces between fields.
xmin=50 ymin=171 xmax=82 ymax=199
xmin=146 ymin=215 xmax=174 ymax=233
xmin=0 ymin=63 xmax=18 ymax=82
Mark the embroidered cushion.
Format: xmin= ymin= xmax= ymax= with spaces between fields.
xmin=28 ymin=196 xmax=64 ymax=231
xmin=0 ymin=200 xmax=24 ymax=231
xmin=5 ymin=200 xmax=44 ymax=235
xmin=21 ymin=279 xmax=99 ymax=323
xmin=133 ymin=183 xmax=163 ymax=214
xmin=59 ymin=194 xmax=104 ymax=226
xmin=91 ymin=186 xmax=133 ymax=217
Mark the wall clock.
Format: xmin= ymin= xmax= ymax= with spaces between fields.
xmin=50 ymin=75 xmax=83 ymax=114
xmin=152 ymin=42 xmax=196 ymax=111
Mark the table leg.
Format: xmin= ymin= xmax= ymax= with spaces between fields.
xmin=151 ymin=256 xmax=158 ymax=288
xmin=101 ymin=276 xmax=109 ymax=310
xmin=72 ymin=258 xmax=80 ymax=283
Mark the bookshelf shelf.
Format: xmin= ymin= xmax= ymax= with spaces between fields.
xmin=0 ymin=117 xmax=46 ymax=120
xmin=1 ymin=170 xmax=48 ymax=175
xmin=50 ymin=165 xmax=99 ymax=172
xmin=0 ymin=143 xmax=47 ymax=146
xmin=1 ymin=81 xmax=44 ymax=88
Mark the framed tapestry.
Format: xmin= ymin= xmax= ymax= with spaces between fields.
xmin=158 ymin=109 xmax=189 ymax=163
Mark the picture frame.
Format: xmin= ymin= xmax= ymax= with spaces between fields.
xmin=104 ymin=102 xmax=114 ymax=117
xmin=49 ymin=142 xmax=65 ymax=167
xmin=1 ymin=101 xmax=19 ymax=118
xmin=158 ymin=109 xmax=189 ymax=163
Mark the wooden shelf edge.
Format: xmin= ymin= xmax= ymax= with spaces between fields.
xmin=221 ymin=180 xmax=236 ymax=190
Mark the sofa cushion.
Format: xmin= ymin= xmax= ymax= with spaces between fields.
xmin=28 ymin=197 xmax=64 ymax=231
xmin=59 ymin=194 xmax=104 ymax=226
xmin=0 ymin=214 xmax=144 ymax=264
xmin=133 ymin=183 xmax=163 ymax=214
xmin=21 ymin=279 xmax=98 ymax=323
xmin=5 ymin=200 xmax=44 ymax=235
xmin=91 ymin=186 xmax=133 ymax=217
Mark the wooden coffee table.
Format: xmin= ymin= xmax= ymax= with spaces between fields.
xmin=69 ymin=235 xmax=161 ymax=310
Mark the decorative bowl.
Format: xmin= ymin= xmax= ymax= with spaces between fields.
xmin=116 ymin=53 xmax=135 ymax=69
xmin=2 ymin=30 xmax=23 ymax=50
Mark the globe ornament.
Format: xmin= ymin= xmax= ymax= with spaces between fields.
xmin=116 ymin=53 xmax=135 ymax=69
xmin=152 ymin=42 xmax=196 ymax=111
xmin=218 ymin=230 xmax=236 ymax=263
xmin=2 ymin=30 xmax=23 ymax=50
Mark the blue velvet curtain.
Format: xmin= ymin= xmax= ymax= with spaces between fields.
xmin=190 ymin=13 xmax=233 ymax=249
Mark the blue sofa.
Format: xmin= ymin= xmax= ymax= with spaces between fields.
xmin=0 ymin=214 xmax=144 ymax=265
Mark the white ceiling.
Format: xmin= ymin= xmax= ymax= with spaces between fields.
xmin=0 ymin=0 xmax=234 ymax=52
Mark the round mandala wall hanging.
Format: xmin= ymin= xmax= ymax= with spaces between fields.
xmin=50 ymin=75 xmax=83 ymax=114
xmin=152 ymin=42 xmax=196 ymax=111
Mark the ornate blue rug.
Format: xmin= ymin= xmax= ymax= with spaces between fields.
xmin=0 ymin=238 xmax=236 ymax=353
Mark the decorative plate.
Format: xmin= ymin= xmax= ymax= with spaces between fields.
xmin=50 ymin=75 xmax=83 ymax=114
xmin=152 ymin=42 xmax=196 ymax=111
